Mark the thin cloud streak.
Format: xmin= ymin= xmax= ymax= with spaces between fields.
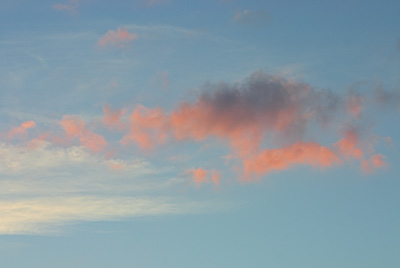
xmin=53 ymin=0 xmax=79 ymax=14
xmin=0 ymin=142 xmax=218 ymax=235
xmin=0 ymin=196 xmax=212 ymax=235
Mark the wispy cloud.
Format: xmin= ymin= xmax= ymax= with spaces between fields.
xmin=234 ymin=10 xmax=270 ymax=25
xmin=0 ymin=141 xmax=215 ymax=234
xmin=53 ymin=0 xmax=79 ymax=14
xmin=97 ymin=28 xmax=139 ymax=49
xmin=0 ymin=196 xmax=209 ymax=235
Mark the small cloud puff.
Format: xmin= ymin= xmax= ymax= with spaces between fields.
xmin=97 ymin=28 xmax=139 ymax=49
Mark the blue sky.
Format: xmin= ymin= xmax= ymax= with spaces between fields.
xmin=1 ymin=0 xmax=400 ymax=267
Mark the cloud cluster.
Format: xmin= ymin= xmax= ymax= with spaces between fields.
xmin=1 ymin=71 xmax=389 ymax=183
xmin=0 ymin=70 xmax=393 ymax=234
xmin=110 ymin=71 xmax=388 ymax=179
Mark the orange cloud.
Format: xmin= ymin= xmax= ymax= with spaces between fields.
xmin=60 ymin=116 xmax=107 ymax=152
xmin=97 ymin=28 xmax=138 ymax=48
xmin=8 ymin=121 xmax=36 ymax=140
xmin=243 ymin=142 xmax=341 ymax=179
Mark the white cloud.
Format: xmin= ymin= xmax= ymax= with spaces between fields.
xmin=0 ymin=196 xmax=209 ymax=235
xmin=0 ymin=142 xmax=219 ymax=235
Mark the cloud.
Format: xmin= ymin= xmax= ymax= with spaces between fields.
xmin=361 ymin=154 xmax=386 ymax=173
xmin=7 ymin=120 xmax=35 ymax=140
xmin=345 ymin=92 xmax=364 ymax=117
xmin=53 ymin=0 xmax=79 ymax=14
xmin=97 ymin=28 xmax=139 ymax=48
xmin=0 ymin=141 xmax=218 ymax=234
xmin=0 ymin=68 xmax=393 ymax=234
xmin=60 ymin=115 xmax=107 ymax=152
xmin=374 ymin=86 xmax=400 ymax=109
xmin=121 ymin=105 xmax=169 ymax=150
xmin=243 ymin=142 xmax=341 ymax=179
xmin=0 ymin=195 xmax=210 ymax=235
xmin=234 ymin=10 xmax=270 ymax=25
xmin=116 ymin=71 xmax=388 ymax=177
xmin=2 ymin=70 xmax=390 ymax=188
xmin=335 ymin=129 xmax=363 ymax=160
xmin=102 ymin=105 xmax=126 ymax=130
xmin=334 ymin=127 xmax=388 ymax=173
xmin=187 ymin=168 xmax=220 ymax=187
xmin=122 ymin=72 xmax=315 ymax=154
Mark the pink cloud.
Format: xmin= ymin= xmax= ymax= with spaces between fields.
xmin=97 ymin=28 xmax=139 ymax=48
xmin=211 ymin=170 xmax=221 ymax=186
xmin=120 ymin=72 xmax=317 ymax=156
xmin=8 ymin=121 xmax=36 ymax=140
xmin=243 ymin=142 xmax=341 ymax=179
xmin=335 ymin=130 xmax=363 ymax=159
xmin=4 ymin=71 xmax=390 ymax=184
xmin=362 ymin=154 xmax=386 ymax=173
xmin=121 ymin=105 xmax=169 ymax=150
xmin=116 ymin=71 xmax=390 ymax=179
xmin=187 ymin=168 xmax=221 ymax=187
xmin=60 ymin=115 xmax=107 ymax=153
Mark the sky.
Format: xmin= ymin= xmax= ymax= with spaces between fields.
xmin=1 ymin=0 xmax=400 ymax=267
